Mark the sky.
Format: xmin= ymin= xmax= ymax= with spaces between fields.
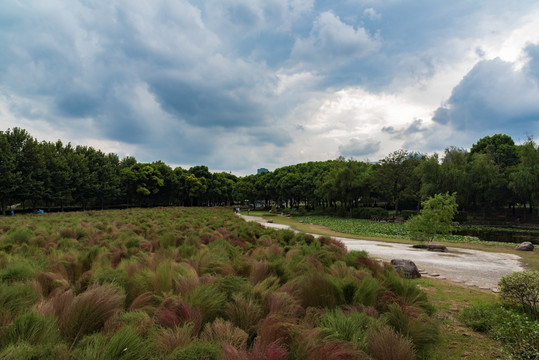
xmin=1 ymin=1 xmax=539 ymax=175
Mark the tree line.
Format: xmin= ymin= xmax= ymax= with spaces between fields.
xmin=1 ymin=128 xmax=538 ymax=217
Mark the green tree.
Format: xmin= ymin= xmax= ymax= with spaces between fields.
xmin=41 ymin=140 xmax=72 ymax=211
xmin=373 ymin=150 xmax=419 ymax=213
xmin=316 ymin=157 xmax=370 ymax=210
xmin=232 ymin=175 xmax=256 ymax=206
xmin=121 ymin=163 xmax=165 ymax=205
xmin=0 ymin=131 xmax=18 ymax=215
xmin=407 ymin=192 xmax=458 ymax=243
xmin=470 ymin=134 xmax=519 ymax=169
xmin=510 ymin=138 xmax=539 ymax=213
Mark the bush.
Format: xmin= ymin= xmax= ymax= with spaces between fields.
xmin=498 ymin=270 xmax=539 ymax=319
xmin=460 ymin=303 xmax=539 ymax=359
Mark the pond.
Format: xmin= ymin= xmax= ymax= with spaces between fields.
xmin=455 ymin=228 xmax=539 ymax=245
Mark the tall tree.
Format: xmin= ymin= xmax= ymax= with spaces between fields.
xmin=0 ymin=131 xmax=18 ymax=215
xmin=373 ymin=149 xmax=418 ymax=213
xmin=510 ymin=138 xmax=539 ymax=212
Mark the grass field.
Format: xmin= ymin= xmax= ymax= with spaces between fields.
xmin=1 ymin=208 xmax=537 ymax=359
xmin=0 ymin=207 xmax=448 ymax=359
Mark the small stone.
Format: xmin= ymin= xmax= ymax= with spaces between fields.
xmin=427 ymin=244 xmax=448 ymax=252
xmin=515 ymin=242 xmax=534 ymax=251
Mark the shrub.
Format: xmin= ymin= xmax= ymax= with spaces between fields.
xmin=165 ymin=340 xmax=221 ymax=360
xmin=460 ymin=303 xmax=539 ymax=359
xmin=368 ymin=326 xmax=416 ymax=360
xmin=498 ymin=270 xmax=539 ymax=319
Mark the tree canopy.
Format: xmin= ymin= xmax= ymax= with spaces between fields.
xmin=1 ymin=128 xmax=537 ymax=219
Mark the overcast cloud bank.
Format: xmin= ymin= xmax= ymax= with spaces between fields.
xmin=1 ymin=1 xmax=538 ymax=174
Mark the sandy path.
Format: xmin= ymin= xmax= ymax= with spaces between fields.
xmin=240 ymin=215 xmax=524 ymax=292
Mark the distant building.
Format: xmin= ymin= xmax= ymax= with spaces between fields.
xmin=257 ymin=168 xmax=269 ymax=174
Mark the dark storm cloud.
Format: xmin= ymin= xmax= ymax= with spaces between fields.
xmin=1 ymin=0 xmax=539 ymax=171
xmin=432 ymin=54 xmax=539 ymax=137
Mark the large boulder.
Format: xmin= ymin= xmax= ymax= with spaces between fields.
xmin=515 ymin=242 xmax=534 ymax=251
xmin=390 ymin=259 xmax=421 ymax=279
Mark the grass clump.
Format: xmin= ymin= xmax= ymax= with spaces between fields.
xmin=55 ymin=283 xmax=125 ymax=347
xmin=165 ymin=340 xmax=221 ymax=360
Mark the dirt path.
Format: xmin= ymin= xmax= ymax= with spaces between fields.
xmin=240 ymin=215 xmax=524 ymax=292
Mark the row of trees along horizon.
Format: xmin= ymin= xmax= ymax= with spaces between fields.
xmin=1 ymin=127 xmax=539 ymax=219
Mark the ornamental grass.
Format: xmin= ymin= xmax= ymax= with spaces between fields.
xmin=0 ymin=207 xmax=441 ymax=359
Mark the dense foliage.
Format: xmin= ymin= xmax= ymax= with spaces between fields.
xmin=499 ymin=270 xmax=539 ymax=319
xmin=2 ymin=128 xmax=539 ymax=219
xmin=460 ymin=304 xmax=539 ymax=359
xmin=0 ymin=207 xmax=440 ymax=359
xmin=406 ymin=193 xmax=458 ymax=243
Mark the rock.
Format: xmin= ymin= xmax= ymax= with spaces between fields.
xmin=390 ymin=259 xmax=421 ymax=279
xmin=267 ymin=219 xmax=273 ymax=223
xmin=427 ymin=244 xmax=448 ymax=252
xmin=515 ymin=242 xmax=534 ymax=251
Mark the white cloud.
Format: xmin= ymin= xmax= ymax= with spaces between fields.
xmin=291 ymin=11 xmax=380 ymax=65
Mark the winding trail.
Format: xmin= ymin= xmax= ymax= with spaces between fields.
xmin=240 ymin=215 xmax=525 ymax=292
